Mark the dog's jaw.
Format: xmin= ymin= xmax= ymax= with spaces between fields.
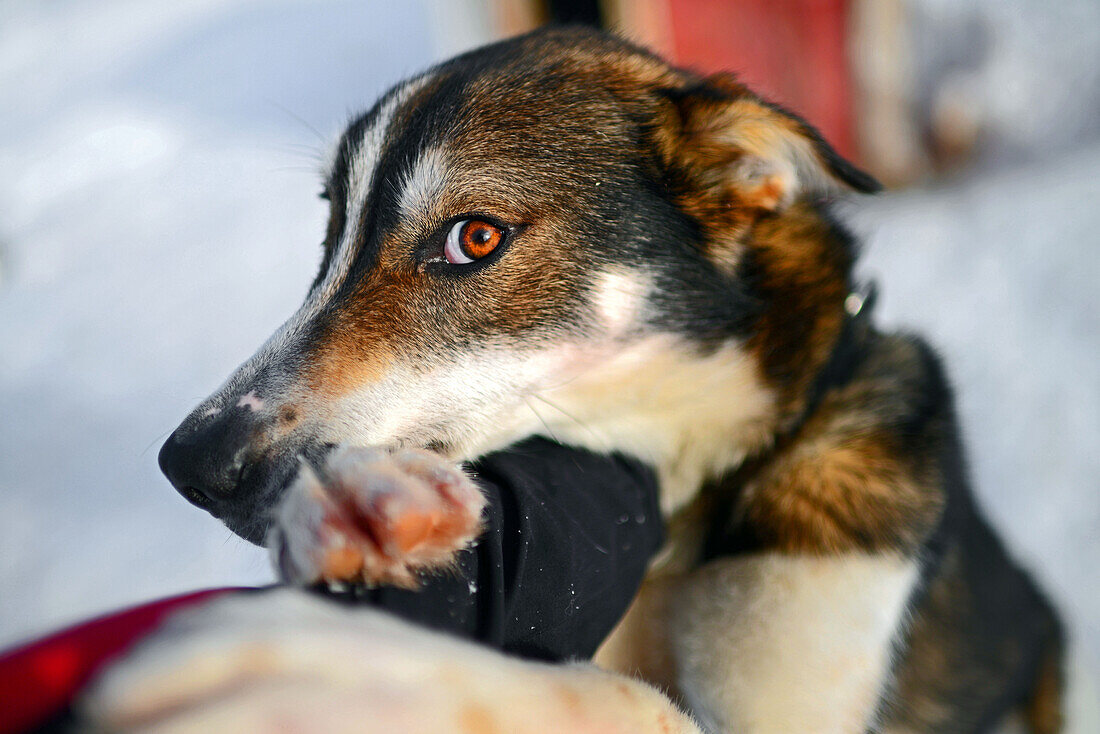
xmin=422 ymin=271 xmax=781 ymax=506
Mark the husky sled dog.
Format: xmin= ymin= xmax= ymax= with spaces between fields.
xmin=147 ymin=27 xmax=1065 ymax=733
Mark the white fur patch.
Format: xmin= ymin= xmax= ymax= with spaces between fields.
xmin=532 ymin=336 xmax=777 ymax=512
xmin=320 ymin=334 xmax=775 ymax=480
xmin=236 ymin=391 xmax=263 ymax=412
xmin=398 ymin=146 xmax=447 ymax=219
xmin=592 ymin=270 xmax=649 ymax=336
xmin=673 ymin=553 xmax=918 ymax=733
xmin=322 ymin=347 xmax=574 ymax=456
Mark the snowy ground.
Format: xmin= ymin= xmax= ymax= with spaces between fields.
xmin=1 ymin=0 xmax=1097 ymax=682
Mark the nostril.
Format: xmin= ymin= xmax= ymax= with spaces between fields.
xmin=179 ymin=485 xmax=214 ymax=510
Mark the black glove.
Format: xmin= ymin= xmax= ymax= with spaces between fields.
xmin=323 ymin=437 xmax=663 ymax=661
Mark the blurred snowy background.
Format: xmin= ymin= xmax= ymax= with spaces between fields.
xmin=0 ymin=0 xmax=1096 ymax=679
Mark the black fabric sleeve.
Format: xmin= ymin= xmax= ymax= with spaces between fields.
xmin=322 ymin=437 xmax=663 ymax=662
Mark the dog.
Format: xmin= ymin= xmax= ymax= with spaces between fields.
xmin=107 ymin=27 xmax=1068 ymax=733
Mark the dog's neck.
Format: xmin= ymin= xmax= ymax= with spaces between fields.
xmin=528 ymin=336 xmax=781 ymax=513
xmin=534 ymin=215 xmax=859 ymax=513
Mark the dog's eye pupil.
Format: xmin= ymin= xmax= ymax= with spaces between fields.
xmin=445 ymin=219 xmax=504 ymax=265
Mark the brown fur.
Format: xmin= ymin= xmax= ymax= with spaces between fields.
xmin=742 ymin=208 xmax=852 ymax=420
xmin=1025 ymin=644 xmax=1066 ymax=734
xmin=706 ymin=335 xmax=945 ymax=556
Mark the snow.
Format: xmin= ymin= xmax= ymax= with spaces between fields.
xmin=850 ymin=147 xmax=1100 ymax=671
xmin=0 ymin=0 xmax=1097 ymax=685
xmin=0 ymin=0 xmax=439 ymax=645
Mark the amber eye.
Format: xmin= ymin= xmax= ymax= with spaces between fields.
xmin=444 ymin=219 xmax=505 ymax=265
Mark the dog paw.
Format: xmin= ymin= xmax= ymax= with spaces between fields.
xmin=82 ymin=589 xmax=702 ymax=734
xmin=268 ymin=446 xmax=486 ymax=589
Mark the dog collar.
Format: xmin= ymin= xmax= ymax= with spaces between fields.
xmin=801 ymin=279 xmax=879 ymax=424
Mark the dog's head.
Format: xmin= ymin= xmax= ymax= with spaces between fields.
xmin=159 ymin=28 xmax=878 ymax=543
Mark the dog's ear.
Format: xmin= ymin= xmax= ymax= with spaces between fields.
xmin=657 ymin=73 xmax=880 ymax=215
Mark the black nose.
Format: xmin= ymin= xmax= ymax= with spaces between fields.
xmin=158 ymin=410 xmax=254 ymax=511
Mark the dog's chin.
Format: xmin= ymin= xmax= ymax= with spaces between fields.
xmin=212 ymin=474 xmax=289 ymax=547
xmin=221 ymin=514 xmax=271 ymax=547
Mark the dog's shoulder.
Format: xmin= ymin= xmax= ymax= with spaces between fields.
xmin=703 ymin=329 xmax=957 ymax=558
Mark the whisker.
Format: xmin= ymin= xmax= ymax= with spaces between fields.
xmin=524 ymin=397 xmax=561 ymax=444
xmin=529 ymin=393 xmax=605 ymax=445
xmin=256 ymin=142 xmax=326 ymax=162
xmin=265 ymin=99 xmax=328 ymax=144
xmin=539 ymin=360 xmax=602 ymax=392
xmin=267 ymin=165 xmax=327 ymax=174
xmin=140 ymin=427 xmax=176 ymax=458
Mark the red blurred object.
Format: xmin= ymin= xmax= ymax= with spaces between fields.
xmin=0 ymin=588 xmax=240 ymax=734
xmin=664 ymin=0 xmax=857 ymax=160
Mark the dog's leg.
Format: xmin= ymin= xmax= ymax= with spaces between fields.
xmin=82 ymin=588 xmax=702 ymax=733
xmin=671 ymin=552 xmax=918 ymax=734
xmin=268 ymin=446 xmax=486 ymax=589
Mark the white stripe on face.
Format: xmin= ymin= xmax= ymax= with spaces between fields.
xmin=316 ymin=74 xmax=431 ymax=303
xmin=192 ymin=75 xmax=433 ymax=414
